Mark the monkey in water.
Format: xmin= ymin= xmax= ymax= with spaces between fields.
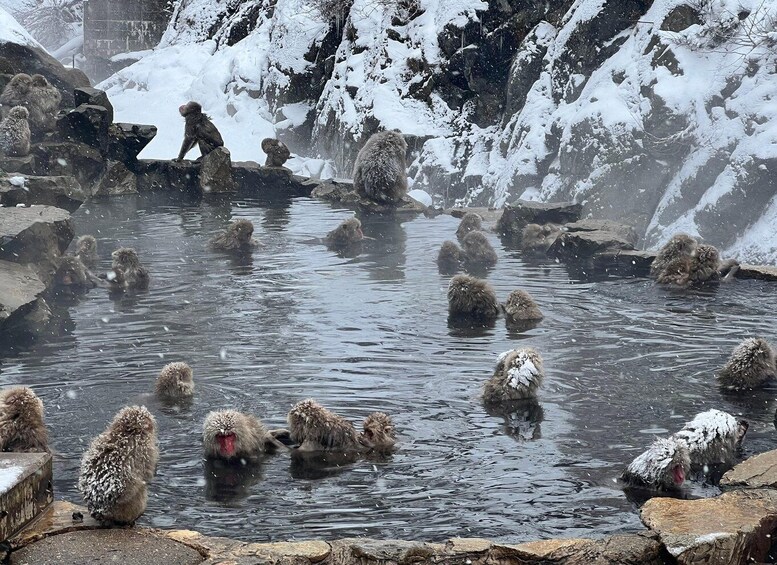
xmin=352 ymin=130 xmax=408 ymax=204
xmin=107 ymin=248 xmax=149 ymax=290
xmin=650 ymin=233 xmax=697 ymax=279
xmin=447 ymin=274 xmax=500 ymax=324
xmin=483 ymin=348 xmax=545 ymax=404
xmin=718 ymin=337 xmax=776 ymax=391
xmin=155 ymin=362 xmax=194 ymax=400
xmin=209 ymin=219 xmax=259 ymax=252
xmin=0 ymin=387 xmax=49 ymax=453
xmin=203 ymin=409 xmax=289 ymax=461
xmin=262 ymin=138 xmax=291 ymax=167
xmin=53 ymin=256 xmax=97 ymax=291
xmin=521 ymin=223 xmax=561 ymax=253
xmin=622 ymin=437 xmax=690 ymax=491
xmin=325 ymin=217 xmax=364 ymax=250
xmin=0 ymin=106 xmax=30 ymax=156
xmin=437 ymin=240 xmax=462 ymax=274
xmin=175 ymin=101 xmax=224 ymax=161
xmin=461 ymin=231 xmax=498 ymax=268
xmin=75 ymin=235 xmax=98 ymax=269
xmin=287 ymin=399 xmax=396 ymax=453
xmin=502 ymin=290 xmax=543 ymax=324
xmin=78 ymin=406 xmax=158 ymax=524
xmin=456 ymin=212 xmax=482 ymax=242
xmin=671 ymin=409 xmax=748 ymax=469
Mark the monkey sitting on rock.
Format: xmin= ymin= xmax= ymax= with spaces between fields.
xmin=78 ymin=406 xmax=159 ymax=524
xmin=0 ymin=106 xmax=30 ymax=156
xmin=447 ymin=274 xmax=500 ymax=325
xmin=0 ymin=73 xmax=61 ymax=135
xmin=0 ymin=387 xmax=49 ymax=453
xmin=262 ymin=138 xmax=290 ymax=167
xmin=652 ymin=234 xmax=739 ymax=286
xmin=156 ymin=362 xmax=194 ymax=400
xmin=483 ymin=348 xmax=545 ymax=404
xmin=175 ymin=101 xmax=224 ymax=161
xmin=353 ymin=130 xmax=408 ymax=205
xmin=203 ymin=409 xmax=288 ymax=461
xmin=105 ymin=247 xmax=149 ymax=291
xmin=287 ymin=399 xmax=396 ymax=453
xmin=718 ymin=337 xmax=776 ymax=391
xmin=209 ymin=219 xmax=259 ymax=252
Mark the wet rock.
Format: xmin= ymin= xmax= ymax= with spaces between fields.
xmin=446 ymin=537 xmax=491 ymax=554
xmin=661 ymin=5 xmax=703 ymax=32
xmin=32 ymin=142 xmax=104 ymax=189
xmin=641 ymin=489 xmax=777 ymax=564
xmin=56 ymin=104 xmax=111 ymax=149
xmin=106 ymin=123 xmax=157 ymax=163
xmin=329 ymin=538 xmax=442 ymax=564
xmin=0 ymin=259 xmax=46 ymax=331
xmin=720 ymin=449 xmax=777 ymax=490
xmin=492 ymin=534 xmax=667 ymax=564
xmin=0 ymin=155 xmax=35 ymax=174
xmin=135 ymin=160 xmax=199 ymax=192
xmin=310 ymin=177 xmax=355 ymax=200
xmin=233 ymin=161 xmax=318 ymax=197
xmin=592 ymin=249 xmax=656 ymax=277
xmin=497 ymin=200 xmax=582 ymax=237
xmin=0 ymin=453 xmax=52 ymax=541
xmin=73 ymin=87 xmax=114 ymax=123
xmin=9 ymin=501 xmax=101 ymax=549
xmin=565 ymin=219 xmax=639 ymax=247
xmin=548 ymin=230 xmax=635 ymax=261
xmin=0 ymin=175 xmax=84 ymax=211
xmin=199 ymin=147 xmax=235 ymax=194
xmin=358 ymin=194 xmax=426 ymax=215
xmin=93 ymin=161 xmax=137 ymax=196
xmin=233 ymin=541 xmax=330 ymax=562
xmin=735 ymin=264 xmax=777 ymax=281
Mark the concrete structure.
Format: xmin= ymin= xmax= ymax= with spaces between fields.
xmin=0 ymin=453 xmax=52 ymax=541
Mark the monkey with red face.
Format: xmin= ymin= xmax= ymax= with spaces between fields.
xmin=175 ymin=101 xmax=224 ymax=161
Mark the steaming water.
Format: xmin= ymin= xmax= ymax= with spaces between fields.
xmin=2 ymin=191 xmax=776 ymax=543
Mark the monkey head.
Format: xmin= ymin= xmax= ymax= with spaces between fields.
xmin=0 ymin=387 xmax=44 ymax=424
xmin=229 ymin=219 xmax=255 ymax=244
xmin=109 ymin=405 xmax=156 ymax=439
xmin=8 ymin=105 xmax=28 ymax=120
xmin=261 ymin=138 xmax=276 ymax=152
xmin=7 ymin=73 xmax=32 ymax=93
xmin=77 ymin=235 xmax=96 ymax=254
xmin=31 ymin=74 xmax=50 ymax=88
xmin=694 ymin=243 xmax=720 ymax=267
xmin=55 ymin=256 xmax=87 ymax=286
xmin=665 ymin=233 xmax=697 ymax=258
xmin=461 ymin=230 xmax=490 ymax=253
xmin=179 ymin=101 xmax=202 ymax=117
xmin=358 ymin=412 xmax=396 ymax=452
xmin=112 ymin=247 xmax=141 ymax=270
xmin=456 ymin=213 xmax=483 ymax=241
xmin=156 ymin=362 xmax=194 ymax=399
xmin=339 ymin=218 xmax=363 ymax=242
xmin=626 ymin=437 xmax=690 ymax=490
xmin=203 ymin=410 xmax=258 ymax=460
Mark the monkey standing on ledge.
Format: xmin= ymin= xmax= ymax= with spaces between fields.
xmin=174 ymin=101 xmax=224 ymax=161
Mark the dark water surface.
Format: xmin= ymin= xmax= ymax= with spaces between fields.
xmin=2 ymin=192 xmax=776 ymax=543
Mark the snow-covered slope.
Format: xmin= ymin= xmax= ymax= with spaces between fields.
xmin=97 ymin=0 xmax=777 ymax=261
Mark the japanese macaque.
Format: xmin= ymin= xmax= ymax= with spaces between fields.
xmin=483 ymin=348 xmax=544 ymax=403
xmin=155 ymin=362 xmax=194 ymax=400
xmin=209 ymin=219 xmax=259 ymax=252
xmin=0 ymin=73 xmax=32 ymax=116
xmin=462 ymin=231 xmax=498 ymax=268
xmin=262 ymin=138 xmax=291 ymax=167
xmin=107 ymin=247 xmax=149 ymax=290
xmin=0 ymin=106 xmax=30 ymax=156
xmin=325 ymin=217 xmax=364 ymax=249
xmin=502 ymin=290 xmax=544 ymax=323
xmin=437 ymin=240 xmax=462 ymax=274
xmin=521 ymin=223 xmax=562 ymax=253
xmin=718 ymin=338 xmax=776 ymax=390
xmin=78 ymin=406 xmax=158 ymax=524
xmin=54 ymin=256 xmax=95 ymax=290
xmin=0 ymin=387 xmax=48 ymax=453
xmin=672 ymin=409 xmax=747 ymax=468
xmin=29 ymin=74 xmax=61 ymax=132
xmin=352 ymin=130 xmax=408 ymax=204
xmin=75 ymin=235 xmax=98 ymax=269
xmin=650 ymin=233 xmax=697 ymax=278
xmin=287 ymin=399 xmax=396 ymax=452
xmin=655 ymin=256 xmax=693 ymax=286
xmin=456 ymin=213 xmax=483 ymax=242
xmin=203 ymin=410 xmax=287 ymax=461
xmin=447 ymin=274 xmax=500 ymax=324
xmin=622 ymin=437 xmax=691 ymax=490
xmin=175 ymin=101 xmax=224 ymax=161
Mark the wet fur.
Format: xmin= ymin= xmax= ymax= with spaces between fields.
xmin=155 ymin=362 xmax=194 ymax=399
xmin=622 ymin=437 xmax=691 ymax=491
xmin=718 ymin=338 xmax=776 ymax=390
xmin=502 ymin=290 xmax=543 ymax=322
xmin=0 ymin=105 xmax=30 ymax=156
xmin=209 ymin=219 xmax=259 ymax=251
xmin=203 ymin=409 xmax=281 ymax=460
xmin=651 ymin=233 xmax=697 ymax=279
xmin=437 ymin=240 xmax=462 ymax=274
xmin=353 ymin=130 xmax=408 ymax=204
xmin=325 ymin=218 xmax=363 ymax=249
xmin=0 ymin=387 xmax=48 ymax=453
xmin=521 ymin=223 xmax=561 ymax=252
xmin=54 ymin=256 xmax=95 ymax=289
xmin=109 ymin=248 xmax=149 ymax=290
xmin=262 ymin=138 xmax=290 ymax=167
xmin=483 ymin=348 xmax=545 ymax=403
xmin=456 ymin=213 xmax=482 ymax=242
xmin=447 ymin=274 xmax=500 ymax=323
xmin=75 ymin=235 xmax=98 ymax=269
xmin=461 ymin=231 xmax=498 ymax=268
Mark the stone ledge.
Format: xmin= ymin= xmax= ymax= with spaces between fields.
xmin=0 ymin=453 xmax=52 ymax=542
xmin=720 ymin=448 xmax=777 ymax=490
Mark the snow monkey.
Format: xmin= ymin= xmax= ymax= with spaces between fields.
xmin=483 ymin=348 xmax=545 ymax=403
xmin=447 ymin=274 xmax=500 ymax=324
xmin=325 ymin=217 xmax=364 ymax=249
xmin=108 ymin=247 xmax=149 ymax=290
xmin=287 ymin=399 xmax=396 ymax=453
xmin=29 ymin=74 xmax=61 ymax=132
xmin=0 ymin=387 xmax=49 ymax=453
xmin=437 ymin=240 xmax=462 ymax=274
xmin=521 ymin=223 xmax=561 ymax=253
xmin=456 ymin=212 xmax=482 ymax=242
xmin=718 ymin=338 xmax=776 ymax=391
xmin=0 ymin=106 xmax=30 ymax=156
xmin=622 ymin=437 xmax=690 ymax=490
xmin=461 ymin=230 xmax=498 ymax=268
xmin=78 ymin=406 xmax=158 ymax=524
xmin=175 ymin=101 xmax=224 ymax=161
xmin=75 ymin=235 xmax=98 ymax=269
xmin=261 ymin=138 xmax=291 ymax=167
xmin=502 ymin=290 xmax=544 ymax=324
xmin=650 ymin=233 xmax=697 ymax=279
xmin=352 ymin=130 xmax=408 ymax=204
xmin=53 ymin=256 xmax=96 ymax=290
xmin=202 ymin=409 xmax=288 ymax=461
xmin=0 ymin=74 xmax=31 ymax=119
xmin=209 ymin=219 xmax=259 ymax=251
xmin=155 ymin=362 xmax=194 ymax=400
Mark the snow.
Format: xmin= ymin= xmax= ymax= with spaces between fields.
xmin=407 ymin=189 xmax=432 ymax=207
xmin=0 ymin=463 xmax=24 ymax=492
xmin=8 ymin=175 xmax=25 ymax=188
xmin=507 ymin=358 xmax=539 ymax=390
xmin=0 ymin=6 xmax=38 ymax=47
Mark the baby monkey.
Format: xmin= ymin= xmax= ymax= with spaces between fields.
xmin=155 ymin=362 xmax=194 ymax=400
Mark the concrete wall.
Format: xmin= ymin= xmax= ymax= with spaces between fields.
xmin=83 ymin=0 xmax=168 ymax=60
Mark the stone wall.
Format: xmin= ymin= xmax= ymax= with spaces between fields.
xmin=83 ymin=0 xmax=169 ymax=60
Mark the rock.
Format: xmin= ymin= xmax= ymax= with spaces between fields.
xmin=106 ymin=123 xmax=157 ymax=162
xmin=73 ymin=87 xmax=114 ymax=123
xmin=446 ymin=537 xmax=491 ymax=554
xmin=32 ymin=142 xmax=104 ymax=189
xmin=548 ymin=230 xmax=635 ymax=261
xmin=565 ymin=219 xmax=639 ymax=247
xmin=9 ymin=501 xmax=101 ymax=549
xmin=720 ymin=449 xmax=777 ymax=490
xmin=492 ymin=534 xmax=666 ymax=564
xmin=232 ymin=161 xmax=318 ymax=197
xmin=93 ymin=161 xmax=137 ymax=196
xmin=497 ymin=200 xmax=583 ymax=237
xmin=0 ymin=205 xmax=73 ymax=284
xmin=0 ymin=155 xmax=35 ymax=174
xmin=358 ymin=194 xmax=426 ymax=215
xmin=641 ymin=489 xmax=777 ymax=564
xmin=135 ymin=160 xmax=199 ymax=192
xmin=735 ymin=264 xmax=777 ymax=281
xmin=0 ymin=175 xmax=85 ymax=211
xmin=592 ymin=249 xmax=656 ymax=277
xmin=0 ymin=259 xmax=46 ymax=330
xmin=233 ymin=541 xmax=331 ymax=562
xmin=310 ymin=177 xmax=355 ymax=200
xmin=0 ymin=453 xmax=52 ymax=541
xmin=661 ymin=5 xmax=703 ymax=32
xmin=199 ymin=147 xmax=235 ymax=194
xmin=56 ymin=104 xmax=111 ymax=149
xmin=329 ymin=538 xmax=442 ymax=564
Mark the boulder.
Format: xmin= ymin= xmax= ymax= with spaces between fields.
xmin=199 ymin=147 xmax=235 ymax=194
xmin=56 ymin=104 xmax=111 ymax=149
xmin=492 ymin=534 xmax=666 ymax=565
xmin=0 ymin=259 xmax=46 ymax=330
xmin=641 ymin=489 xmax=777 ymax=564
xmin=0 ymin=174 xmax=84 ymax=211
xmin=548 ymin=230 xmax=635 ymax=261
xmin=106 ymin=123 xmax=157 ymax=163
xmin=592 ymin=249 xmax=656 ymax=277
xmin=0 ymin=155 xmax=35 ymax=174
xmin=32 ymin=142 xmax=104 ymax=189
xmin=93 ymin=161 xmax=137 ymax=196
xmin=720 ymin=449 xmax=777 ymax=490
xmin=73 ymin=87 xmax=114 ymax=123
xmin=735 ymin=264 xmax=777 ymax=282
xmin=135 ymin=160 xmax=199 ymax=192
xmin=232 ymin=161 xmax=318 ymax=197
xmin=310 ymin=177 xmax=356 ymax=200
xmin=565 ymin=219 xmax=639 ymax=247
xmin=329 ymin=539 xmax=442 ymax=564
xmin=497 ymin=200 xmax=582 ymax=237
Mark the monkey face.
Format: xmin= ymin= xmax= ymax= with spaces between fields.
xmin=112 ymin=248 xmax=139 ymax=269
xmin=179 ymin=101 xmax=202 ymax=117
xmin=231 ymin=221 xmax=253 ymax=243
xmin=58 ymin=268 xmax=76 ymax=285
xmin=31 ymin=74 xmax=49 ymax=87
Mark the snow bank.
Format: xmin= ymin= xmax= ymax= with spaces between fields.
xmin=0 ymin=6 xmax=39 ymax=47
